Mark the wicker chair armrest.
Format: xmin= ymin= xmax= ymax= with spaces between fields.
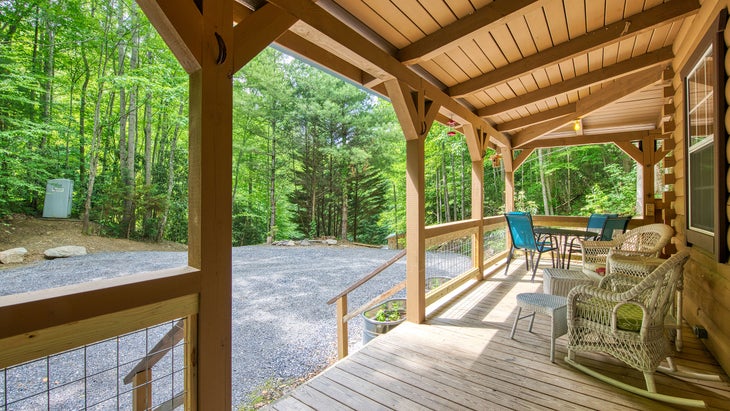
xmin=598 ymin=273 xmax=640 ymax=292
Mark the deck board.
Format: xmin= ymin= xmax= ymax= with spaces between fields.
xmin=273 ymin=264 xmax=730 ymax=410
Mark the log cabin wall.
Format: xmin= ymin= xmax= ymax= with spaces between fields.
xmin=672 ymin=0 xmax=730 ymax=375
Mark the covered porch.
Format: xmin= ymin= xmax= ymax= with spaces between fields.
xmin=2 ymin=0 xmax=730 ymax=409
xmin=276 ymin=264 xmax=730 ymax=410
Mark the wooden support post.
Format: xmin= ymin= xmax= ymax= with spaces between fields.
xmin=336 ymin=296 xmax=348 ymax=359
xmin=384 ymin=79 xmax=439 ymax=324
xmin=185 ymin=314 xmax=198 ymax=410
xmin=641 ymin=135 xmax=656 ymax=219
xmin=132 ymin=369 xmax=152 ymax=411
xmin=472 ymin=159 xmax=485 ymax=279
xmin=187 ymin=4 xmax=233 ymax=407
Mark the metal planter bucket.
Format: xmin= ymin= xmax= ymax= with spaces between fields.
xmin=361 ymin=298 xmax=406 ymax=344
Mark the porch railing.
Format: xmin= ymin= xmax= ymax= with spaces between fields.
xmin=0 ymin=267 xmax=199 ymax=410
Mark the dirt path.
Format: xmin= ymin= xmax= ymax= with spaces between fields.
xmin=0 ymin=214 xmax=187 ymax=267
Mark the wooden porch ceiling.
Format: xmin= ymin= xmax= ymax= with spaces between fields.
xmin=231 ymin=0 xmax=698 ymax=150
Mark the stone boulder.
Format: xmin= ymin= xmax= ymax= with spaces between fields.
xmin=44 ymin=245 xmax=87 ymax=259
xmin=325 ymin=239 xmax=338 ymax=245
xmin=0 ymin=247 xmax=28 ymax=264
xmin=299 ymin=239 xmax=311 ymax=246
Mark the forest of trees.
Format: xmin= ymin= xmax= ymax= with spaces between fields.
xmin=0 ymin=0 xmax=638 ymax=246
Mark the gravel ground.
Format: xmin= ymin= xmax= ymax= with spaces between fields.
xmin=0 ymin=245 xmax=466 ymax=409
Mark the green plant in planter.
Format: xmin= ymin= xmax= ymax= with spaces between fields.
xmin=374 ymin=301 xmax=404 ymax=322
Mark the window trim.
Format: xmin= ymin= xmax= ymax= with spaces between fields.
xmin=682 ymin=11 xmax=728 ymax=261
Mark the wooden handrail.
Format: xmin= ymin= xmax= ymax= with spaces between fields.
xmin=124 ymin=319 xmax=185 ymax=384
xmin=327 ymin=249 xmax=407 ymax=305
xmin=343 ymin=280 xmax=406 ymax=323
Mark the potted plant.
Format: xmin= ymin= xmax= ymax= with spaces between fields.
xmin=361 ymin=298 xmax=406 ymax=344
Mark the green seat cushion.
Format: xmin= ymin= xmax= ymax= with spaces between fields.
xmin=616 ymin=303 xmax=643 ymax=331
xmin=577 ymin=300 xmax=643 ymax=332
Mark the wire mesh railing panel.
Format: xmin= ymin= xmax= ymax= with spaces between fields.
xmin=484 ymin=227 xmax=507 ymax=258
xmin=0 ymin=319 xmax=187 ymax=411
xmin=425 ymin=235 xmax=473 ymax=282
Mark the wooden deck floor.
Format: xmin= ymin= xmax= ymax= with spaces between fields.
xmin=272 ymin=265 xmax=730 ymax=410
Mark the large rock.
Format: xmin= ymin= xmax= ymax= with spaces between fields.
xmin=0 ymin=247 xmax=28 ymax=264
xmin=44 ymin=245 xmax=87 ymax=259
xmin=325 ymin=239 xmax=338 ymax=245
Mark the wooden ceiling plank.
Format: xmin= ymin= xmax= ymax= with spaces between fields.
xmin=477 ymin=45 xmax=672 ymax=116
xmin=458 ymin=40 xmax=494 ymax=76
xmin=508 ymin=16 xmax=538 ymax=57
xmin=496 ymin=103 xmax=577 ymax=131
xmin=524 ymin=7 xmax=552 ymax=51
xmin=136 ymin=0 xmax=202 ymax=73
xmin=564 ymin=0 xmax=587 ymax=39
xmin=447 ymin=0 xmax=700 ymax=97
xmin=397 ymin=0 xmax=544 ymax=65
xmin=337 ymin=0 xmax=411 ymax=48
xmin=512 ymin=65 xmax=665 ymax=147
xmin=520 ymin=130 xmax=651 ymax=149
xmin=396 ymin=0 xmax=440 ymax=35
xmin=605 ymin=0 xmax=625 ymax=24
xmin=363 ymin=0 xmax=421 ymax=43
xmin=269 ymin=0 xmax=510 ymax=148
xmin=543 ymin=1 xmax=569 ymax=45
xmin=233 ymin=4 xmax=298 ymax=72
xmin=491 ymin=25 xmax=523 ymax=63
xmin=585 ymin=0 xmax=607 ymax=32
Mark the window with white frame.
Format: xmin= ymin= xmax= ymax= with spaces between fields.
xmin=684 ymin=12 xmax=728 ymax=261
xmin=687 ymin=46 xmax=715 ymax=236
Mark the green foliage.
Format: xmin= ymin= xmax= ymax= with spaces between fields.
xmin=0 ymin=2 xmax=642 ymax=246
xmin=373 ymin=300 xmax=404 ymax=322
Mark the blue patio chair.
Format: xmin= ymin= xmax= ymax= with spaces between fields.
xmin=596 ymin=215 xmax=631 ymax=240
xmin=504 ymin=212 xmax=558 ymax=281
xmin=565 ymin=213 xmax=617 ymax=268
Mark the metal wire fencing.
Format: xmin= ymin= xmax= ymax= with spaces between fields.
xmin=1 ymin=319 xmax=186 ymax=410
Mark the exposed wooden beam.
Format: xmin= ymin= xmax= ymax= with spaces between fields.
xmin=512 ymin=148 xmax=534 ymax=170
xmin=448 ymin=0 xmax=699 ymax=97
xmin=233 ymin=4 xmax=297 ymax=72
xmin=275 ymin=32 xmax=384 ymax=98
xmin=136 ymin=0 xmax=202 ymax=73
xmin=397 ymin=0 xmax=544 ymax=65
xmin=512 ymin=66 xmax=665 ymax=148
xmin=615 ymin=141 xmax=644 ymax=163
xmin=479 ymin=46 xmax=674 ymax=117
xmin=520 ymin=130 xmax=652 ymax=149
xmin=268 ymin=0 xmax=511 ymax=149
xmin=496 ymin=104 xmax=576 ymax=132
xmin=384 ymin=79 xmax=440 ymax=141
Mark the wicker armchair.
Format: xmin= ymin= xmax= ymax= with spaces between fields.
xmin=564 ymin=250 xmax=710 ymax=407
xmin=578 ymin=223 xmax=673 ymax=281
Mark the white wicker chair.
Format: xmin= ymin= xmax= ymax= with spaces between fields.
xmin=578 ymin=223 xmax=674 ymax=281
xmin=564 ymin=250 xmax=717 ymax=407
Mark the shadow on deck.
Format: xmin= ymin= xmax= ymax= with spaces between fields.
xmin=271 ymin=263 xmax=730 ymax=410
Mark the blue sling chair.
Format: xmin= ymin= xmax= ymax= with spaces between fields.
xmin=504 ymin=212 xmax=558 ymax=281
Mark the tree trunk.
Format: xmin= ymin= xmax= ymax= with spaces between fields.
xmin=40 ymin=8 xmax=54 ymax=150
xmin=156 ymin=102 xmax=184 ymax=242
xmin=538 ymin=148 xmax=553 ymax=215
xmin=460 ymin=150 xmax=466 ymax=219
xmin=267 ymin=121 xmax=277 ymax=244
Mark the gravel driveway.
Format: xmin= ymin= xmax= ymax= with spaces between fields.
xmin=1 ymin=245 xmax=430 ymax=409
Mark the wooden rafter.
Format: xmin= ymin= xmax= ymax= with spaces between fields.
xmin=448 ymin=0 xmax=699 ymax=97
xmin=397 ymin=0 xmax=544 ymax=65
xmin=136 ymin=0 xmax=202 ymax=73
xmin=275 ymin=32 xmax=384 ymax=97
xmin=266 ymin=0 xmax=511 ymax=149
xmin=233 ymin=3 xmax=297 ymax=72
xmin=479 ymin=46 xmax=674 ymax=118
xmin=512 ymin=65 xmax=666 ymax=148
xmin=496 ymin=104 xmax=576 ymax=132
xmin=520 ymin=130 xmax=653 ymax=149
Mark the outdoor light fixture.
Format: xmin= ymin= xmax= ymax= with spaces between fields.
xmin=573 ymin=119 xmax=582 ymax=131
